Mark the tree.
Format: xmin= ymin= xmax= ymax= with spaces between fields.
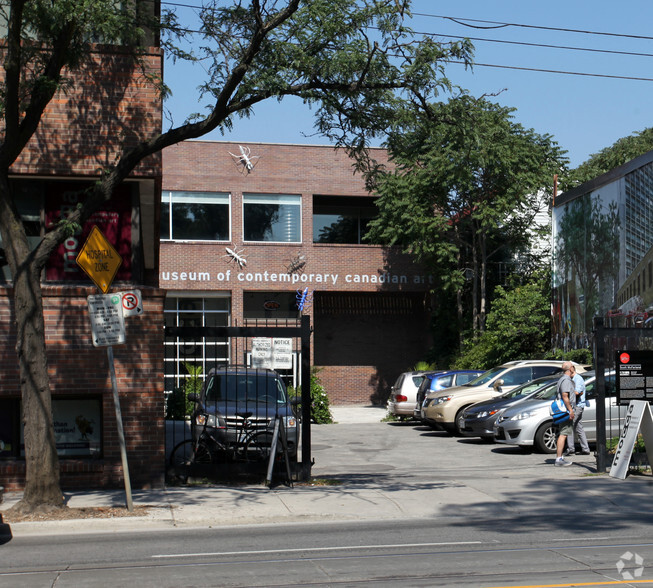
xmin=365 ymin=95 xmax=566 ymax=343
xmin=562 ymin=127 xmax=653 ymax=190
xmin=0 ymin=0 xmax=472 ymax=512
xmin=452 ymin=272 xmax=552 ymax=370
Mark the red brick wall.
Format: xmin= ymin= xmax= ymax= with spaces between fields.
xmin=4 ymin=46 xmax=163 ymax=179
xmin=0 ymin=286 xmax=166 ymax=491
xmin=161 ymin=141 xmax=433 ymax=406
xmin=0 ymin=43 xmax=165 ymax=491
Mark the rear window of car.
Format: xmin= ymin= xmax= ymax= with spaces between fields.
xmin=205 ymin=373 xmax=287 ymax=404
xmin=412 ymin=375 xmax=426 ymax=387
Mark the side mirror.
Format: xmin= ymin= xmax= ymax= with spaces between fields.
xmin=187 ymin=393 xmax=200 ymax=403
xmin=290 ymin=396 xmax=302 ymax=406
xmin=493 ymin=379 xmax=504 ymax=392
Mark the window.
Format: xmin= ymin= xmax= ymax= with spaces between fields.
xmin=243 ymin=291 xmax=299 ymax=320
xmin=243 ymin=194 xmax=301 ymax=243
xmin=161 ymin=191 xmax=230 ymax=241
xmin=313 ymin=195 xmax=378 ymax=244
xmin=163 ymin=295 xmax=231 ymax=397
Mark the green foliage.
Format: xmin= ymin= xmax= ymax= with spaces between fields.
xmin=548 ymin=348 xmax=593 ymax=365
xmin=289 ymin=368 xmax=334 ymax=424
xmin=452 ymin=274 xmax=552 ymax=369
xmin=607 ymin=435 xmax=646 ymax=454
xmin=365 ymin=94 xmax=567 ymax=337
xmin=412 ymin=361 xmax=437 ymax=371
xmin=562 ymin=127 xmax=653 ymax=190
xmin=165 ymin=363 xmax=202 ymax=420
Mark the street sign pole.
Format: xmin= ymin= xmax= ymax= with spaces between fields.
xmin=107 ymin=345 xmax=133 ymax=512
xmin=78 ymin=226 xmax=133 ymax=511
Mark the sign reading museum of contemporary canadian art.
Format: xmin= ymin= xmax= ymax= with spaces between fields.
xmin=616 ymin=350 xmax=653 ymax=405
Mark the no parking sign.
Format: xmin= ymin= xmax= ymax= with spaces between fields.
xmin=119 ymin=290 xmax=143 ymax=317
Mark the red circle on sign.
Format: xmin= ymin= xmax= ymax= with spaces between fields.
xmin=123 ymin=294 xmax=138 ymax=310
xmin=620 ymin=352 xmax=631 ymax=364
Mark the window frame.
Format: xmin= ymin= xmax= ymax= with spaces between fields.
xmin=161 ymin=190 xmax=231 ymax=243
xmin=242 ymin=193 xmax=302 ymax=244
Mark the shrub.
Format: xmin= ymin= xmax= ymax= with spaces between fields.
xmin=165 ymin=363 xmax=203 ymax=420
xmin=289 ymin=368 xmax=334 ymax=424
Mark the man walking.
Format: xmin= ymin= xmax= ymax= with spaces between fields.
xmin=566 ymin=364 xmax=591 ymax=456
xmin=555 ymin=361 xmax=576 ymax=467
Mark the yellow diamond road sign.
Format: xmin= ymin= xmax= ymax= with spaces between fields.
xmin=76 ymin=225 xmax=122 ymax=294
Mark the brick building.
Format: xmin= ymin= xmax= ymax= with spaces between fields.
xmin=161 ymin=141 xmax=433 ymax=405
xmin=0 ymin=43 xmax=165 ymax=490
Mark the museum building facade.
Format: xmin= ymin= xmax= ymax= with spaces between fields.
xmin=161 ymin=141 xmax=433 ymax=405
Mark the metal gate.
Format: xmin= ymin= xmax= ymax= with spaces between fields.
xmin=164 ymin=315 xmax=312 ymax=482
xmin=593 ymin=316 xmax=653 ymax=471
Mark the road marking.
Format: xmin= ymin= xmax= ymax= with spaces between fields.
xmin=152 ymin=540 xmax=482 ymax=559
xmin=484 ymin=581 xmax=653 ymax=587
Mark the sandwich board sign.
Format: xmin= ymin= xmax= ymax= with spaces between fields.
xmin=76 ymin=225 xmax=122 ymax=294
xmin=609 ymin=400 xmax=653 ymax=479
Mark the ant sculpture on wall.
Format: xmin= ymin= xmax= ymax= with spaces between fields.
xmin=224 ymin=246 xmax=247 ymax=269
xmin=228 ymin=145 xmax=259 ymax=173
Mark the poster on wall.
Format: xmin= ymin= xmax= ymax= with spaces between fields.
xmin=44 ymin=183 xmax=132 ymax=282
xmin=20 ymin=398 xmax=103 ymax=458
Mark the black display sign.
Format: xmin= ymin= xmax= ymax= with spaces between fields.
xmin=616 ymin=350 xmax=653 ymax=405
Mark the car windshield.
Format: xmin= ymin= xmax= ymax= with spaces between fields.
xmin=463 ymin=367 xmax=506 ymax=387
xmin=205 ymin=373 xmax=287 ymax=404
xmin=532 ymin=382 xmax=558 ymax=400
xmin=500 ymin=378 xmax=557 ymax=400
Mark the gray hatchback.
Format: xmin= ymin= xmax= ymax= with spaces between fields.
xmin=493 ymin=372 xmax=625 ymax=453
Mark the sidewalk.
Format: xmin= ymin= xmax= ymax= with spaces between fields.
xmin=3 ymin=405 xmax=653 ymax=536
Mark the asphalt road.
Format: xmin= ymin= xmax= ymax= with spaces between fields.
xmin=3 ymin=415 xmax=653 ymax=586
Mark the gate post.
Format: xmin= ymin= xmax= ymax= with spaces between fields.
xmin=593 ymin=316 xmax=608 ymax=472
xmin=300 ymin=315 xmax=312 ymax=480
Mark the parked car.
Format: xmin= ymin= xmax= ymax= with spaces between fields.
xmin=421 ymin=360 xmax=586 ymax=434
xmin=414 ymin=370 xmax=484 ymax=420
xmin=493 ymin=371 xmax=625 ymax=453
xmin=459 ymin=374 xmax=561 ymax=440
xmin=387 ymin=370 xmax=442 ymax=419
xmin=190 ymin=366 xmax=300 ymax=456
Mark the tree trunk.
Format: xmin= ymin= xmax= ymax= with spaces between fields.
xmin=14 ymin=267 xmax=64 ymax=511
xmin=0 ymin=176 xmax=64 ymax=512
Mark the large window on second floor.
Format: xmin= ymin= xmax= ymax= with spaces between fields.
xmin=313 ymin=195 xmax=378 ymax=244
xmin=243 ymin=194 xmax=301 ymax=243
xmin=161 ymin=191 xmax=230 ymax=241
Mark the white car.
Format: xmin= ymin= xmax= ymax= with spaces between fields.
xmin=387 ymin=370 xmax=441 ymax=419
xmin=494 ymin=371 xmax=625 ymax=453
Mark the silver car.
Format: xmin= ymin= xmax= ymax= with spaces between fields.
xmin=459 ymin=374 xmax=561 ymax=440
xmin=493 ymin=372 xmax=625 ymax=453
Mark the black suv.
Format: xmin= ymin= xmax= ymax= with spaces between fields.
xmin=190 ymin=366 xmax=299 ymax=457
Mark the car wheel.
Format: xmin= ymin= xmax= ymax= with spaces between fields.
xmin=534 ymin=421 xmax=557 ymax=454
xmin=454 ymin=408 xmax=468 ymax=436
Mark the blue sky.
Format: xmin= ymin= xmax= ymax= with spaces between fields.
xmin=163 ymin=1 xmax=653 ymax=168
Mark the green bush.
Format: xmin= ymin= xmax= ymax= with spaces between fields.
xmin=289 ymin=368 xmax=334 ymax=424
xmin=165 ymin=363 xmax=203 ymax=420
xmin=549 ymin=348 xmax=594 ymax=366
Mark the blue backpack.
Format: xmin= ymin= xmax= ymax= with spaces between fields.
xmin=549 ymin=397 xmax=570 ymax=424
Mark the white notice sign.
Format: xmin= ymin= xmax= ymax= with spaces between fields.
xmin=87 ymin=294 xmax=126 ymax=347
xmin=251 ymin=337 xmax=293 ymax=370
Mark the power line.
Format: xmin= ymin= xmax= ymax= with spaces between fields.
xmin=454 ymin=60 xmax=653 ymax=82
xmin=415 ymin=13 xmax=653 ymax=41
xmin=425 ymin=31 xmax=653 ymax=59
